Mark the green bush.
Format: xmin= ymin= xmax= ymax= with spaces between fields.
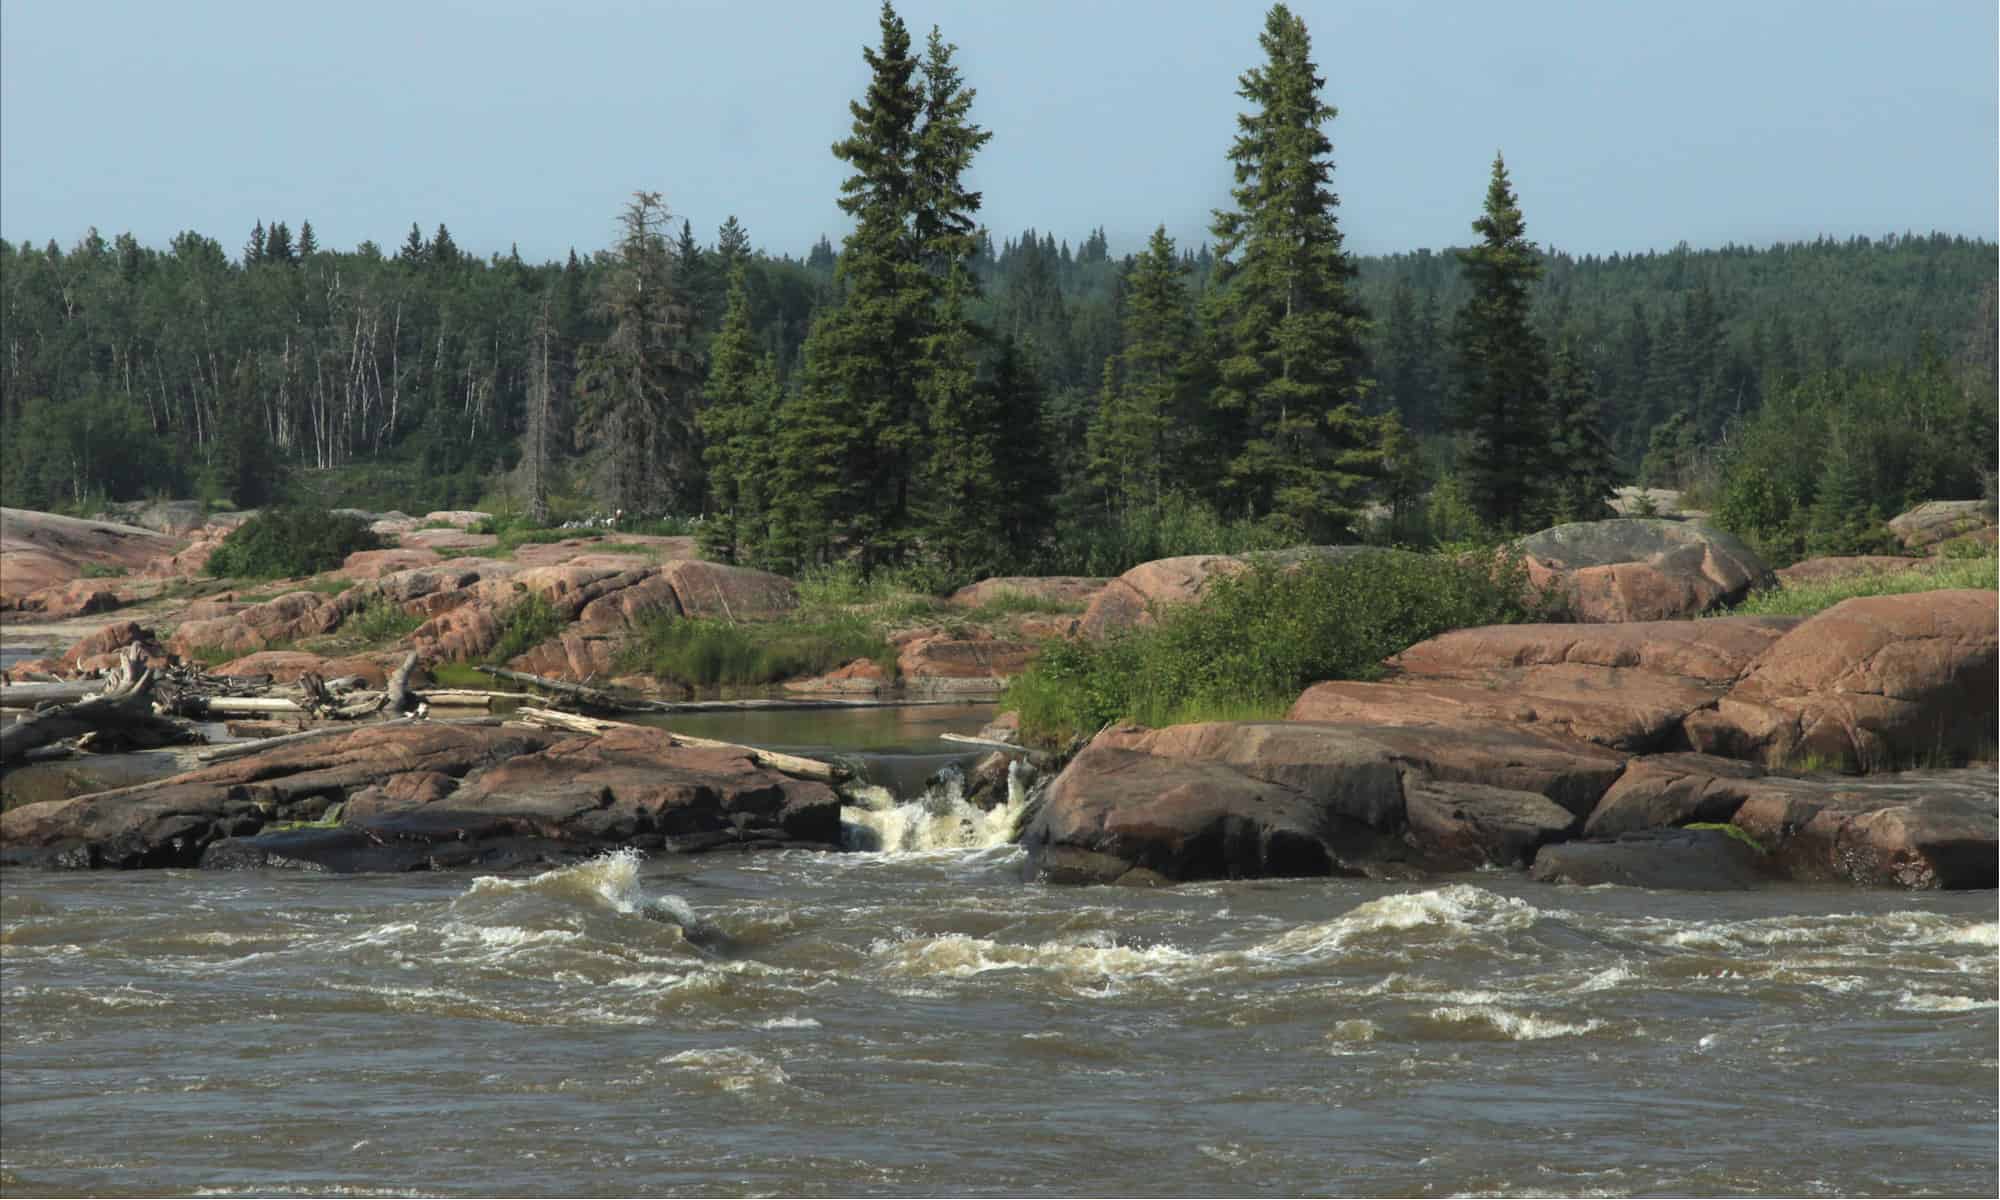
xmin=486 ymin=593 xmax=568 ymax=664
xmin=618 ymin=613 xmax=894 ymax=687
xmin=1727 ymin=553 xmax=1996 ymax=618
xmin=205 ymin=508 xmax=383 ymax=579
xmin=1004 ymin=549 xmax=1538 ymax=745
xmin=342 ymin=596 xmax=422 ymax=646
xmin=1040 ymin=492 xmax=1293 ymax=577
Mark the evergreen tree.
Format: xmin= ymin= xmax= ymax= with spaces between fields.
xmin=698 ymin=266 xmax=763 ymax=562
xmin=1451 ymin=152 xmax=1550 ymax=530
xmin=297 ymin=220 xmax=318 ymax=258
xmin=1546 ymin=342 xmax=1619 ymax=521
xmin=915 ymin=266 xmax=1002 ymax=574
xmin=430 ymin=223 xmax=459 ymax=267
xmin=398 ymin=222 xmax=427 ymax=264
xmin=716 ymin=216 xmax=751 ymax=272
xmin=1204 ymin=3 xmax=1381 ymax=539
xmin=1090 ymin=226 xmax=1191 ymax=513
xmin=574 ymin=192 xmax=698 ymax=515
xmin=243 ymin=221 xmax=266 ymax=267
xmin=264 ymin=221 xmax=294 ymax=265
xmin=523 ymin=294 xmax=557 ymax=525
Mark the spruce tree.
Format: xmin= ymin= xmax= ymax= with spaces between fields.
xmin=1546 ymin=342 xmax=1619 ymax=521
xmin=1204 ymin=3 xmax=1380 ymax=540
xmin=296 ymin=220 xmax=318 ymax=258
xmin=915 ymin=266 xmax=1002 ymax=575
xmin=1091 ymin=226 xmax=1191 ymax=514
xmin=698 ymin=265 xmax=762 ymax=562
xmin=243 ymin=221 xmax=266 ymax=267
xmin=430 ymin=223 xmax=459 ymax=268
xmin=398 ymin=222 xmax=427 ymax=264
xmin=716 ymin=216 xmax=751 ymax=273
xmin=1451 ymin=152 xmax=1550 ymax=531
xmin=264 ymin=221 xmax=295 ymax=265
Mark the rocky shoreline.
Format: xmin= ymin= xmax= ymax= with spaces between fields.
xmin=2 ymin=504 xmax=1994 ymax=890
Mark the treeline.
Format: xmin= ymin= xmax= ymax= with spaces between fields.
xmin=2 ymin=1 xmax=1993 ymax=578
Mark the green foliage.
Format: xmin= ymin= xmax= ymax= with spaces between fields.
xmin=1203 ymin=5 xmax=1382 ymax=539
xmin=292 ymin=577 xmax=356 ymax=597
xmin=1005 ymin=548 xmax=1536 ymax=744
xmin=617 ymin=613 xmax=895 ymax=687
xmin=204 ymin=509 xmax=383 ymax=579
xmin=1684 ymin=822 xmax=1767 ymax=854
xmin=1727 ymin=554 xmax=1995 ymax=617
xmin=342 ymin=596 xmax=422 ymax=646
xmin=486 ymin=593 xmax=567 ymax=664
xmin=963 ymin=590 xmax=1090 ymax=623
xmin=78 ymin=562 xmax=129 ymax=579
xmin=425 ymin=661 xmax=494 ymax=690
xmin=1039 ymin=491 xmax=1294 ymax=578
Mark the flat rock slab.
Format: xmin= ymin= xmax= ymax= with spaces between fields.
xmin=0 ymin=721 xmax=843 ymax=872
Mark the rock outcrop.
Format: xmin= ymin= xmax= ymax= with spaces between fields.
xmin=1888 ymin=500 xmax=1996 ymax=554
xmin=948 ymin=576 xmax=1108 ymax=610
xmin=0 ymin=722 xmax=844 ymax=872
xmin=0 ymin=508 xmax=181 ymax=603
xmin=1514 ymin=518 xmax=1774 ymax=622
xmin=1684 ymin=589 xmax=1997 ymax=770
xmin=169 ymin=591 xmax=345 ymax=659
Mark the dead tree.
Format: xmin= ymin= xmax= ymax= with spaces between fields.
xmin=0 ymin=646 xmax=199 ymax=764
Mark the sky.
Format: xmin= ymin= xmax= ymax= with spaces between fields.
xmin=3 ymin=0 xmax=1995 ymax=264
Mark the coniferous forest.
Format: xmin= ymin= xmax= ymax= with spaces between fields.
xmin=2 ymin=2 xmax=1993 ymax=576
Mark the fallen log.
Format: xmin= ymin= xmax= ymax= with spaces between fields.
xmin=418 ymin=689 xmax=536 ymax=705
xmin=0 ymin=679 xmax=102 ymax=709
xmin=939 ymin=732 xmax=1033 ymax=754
xmin=512 ymin=706 xmax=845 ymax=783
xmin=203 ymin=697 xmax=308 ymax=715
xmin=472 ymin=665 xmax=669 ymax=713
xmin=0 ymin=645 xmax=199 ymax=764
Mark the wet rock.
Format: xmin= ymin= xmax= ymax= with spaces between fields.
xmin=1404 ymin=781 xmax=1581 ymax=868
xmin=1887 ymin=499 xmax=1996 ymax=554
xmin=1530 ymin=828 xmax=1775 ymax=890
xmin=0 ymin=722 xmax=844 ymax=871
xmin=1684 ymin=589 xmax=1997 ymax=770
xmin=0 ymin=507 xmax=181 ymax=602
xmin=1514 ymin=518 xmax=1775 ymax=622
xmin=1730 ymin=770 xmax=1998 ymax=889
xmin=784 ymin=658 xmax=893 ymax=694
xmin=1581 ymin=753 xmax=1795 ymax=838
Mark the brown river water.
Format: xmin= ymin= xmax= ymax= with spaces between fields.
xmin=2 ymin=705 xmax=1996 ymax=1197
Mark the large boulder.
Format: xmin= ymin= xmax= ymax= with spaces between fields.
xmin=659 ymin=560 xmax=797 ymax=620
xmin=1075 ymin=555 xmax=1250 ymax=640
xmin=1531 ymin=828 xmax=1775 ymax=890
xmin=1514 ymin=518 xmax=1775 ymax=622
xmin=7 ymin=579 xmax=124 ymax=620
xmin=1024 ymin=719 xmax=1628 ymax=884
xmin=1389 ymin=616 xmax=1799 ymax=683
xmin=1729 ymin=769 xmax=1997 ymax=889
xmin=168 ymin=591 xmax=343 ymax=658
xmin=58 ymin=621 xmax=171 ymax=672
xmin=1684 ymin=589 xmax=1997 ymax=770
xmin=1580 ymin=753 xmax=1788 ymax=838
xmin=897 ymin=634 xmax=1033 ymax=694
xmin=0 ymin=722 xmax=843 ymax=871
xmin=948 ymin=576 xmax=1108 ymax=610
xmin=0 ymin=508 xmax=181 ymax=602
xmin=1888 ymin=500 xmax=1996 ymax=554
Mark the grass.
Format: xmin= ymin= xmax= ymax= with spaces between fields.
xmin=78 ymin=562 xmax=129 ymax=579
xmin=340 ymin=596 xmax=423 ymax=647
xmin=1002 ymin=548 xmax=1539 ymax=746
xmin=962 ymin=590 xmax=1090 ymax=623
xmin=427 ymin=661 xmax=495 ymax=689
xmin=617 ymin=612 xmax=896 ymax=688
xmin=486 ymin=594 xmax=568 ymax=664
xmin=1729 ymin=553 xmax=1996 ymax=617
xmin=293 ymin=577 xmax=356 ymax=597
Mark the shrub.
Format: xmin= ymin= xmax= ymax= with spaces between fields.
xmin=1040 ymin=492 xmax=1293 ymax=577
xmin=205 ymin=508 xmax=383 ymax=580
xmin=486 ymin=593 xmax=568 ymax=664
xmin=1004 ymin=549 xmax=1537 ymax=745
xmin=1727 ymin=553 xmax=1996 ymax=618
xmin=343 ymin=596 xmax=422 ymax=646
xmin=618 ymin=613 xmax=894 ymax=687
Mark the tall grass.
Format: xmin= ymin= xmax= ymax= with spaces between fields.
xmin=1730 ymin=554 xmax=1996 ymax=618
xmin=341 ymin=596 xmax=423 ymax=646
xmin=486 ymin=594 xmax=568 ymax=664
xmin=617 ymin=613 xmax=895 ymax=687
xmin=1004 ymin=549 xmax=1537 ymax=745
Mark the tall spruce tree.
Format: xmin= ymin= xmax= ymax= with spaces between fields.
xmin=698 ymin=265 xmax=764 ymax=563
xmin=574 ymin=192 xmax=699 ymax=515
xmin=1204 ymin=3 xmax=1381 ymax=540
xmin=1451 ymin=152 xmax=1550 ymax=530
xmin=773 ymin=3 xmax=988 ymax=572
xmin=1088 ymin=225 xmax=1191 ymax=514
xmin=1546 ymin=341 xmax=1619 ymax=521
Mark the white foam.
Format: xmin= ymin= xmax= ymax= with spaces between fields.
xmin=840 ymin=761 xmax=1035 ymax=853
xmin=660 ymin=1047 xmax=790 ymax=1091
xmin=871 ymin=929 xmax=1196 ymax=990
xmin=759 ymin=1015 xmax=822 ymax=1030
xmin=1427 ymin=1004 xmax=1604 ymax=1040
xmin=1256 ymin=884 xmax=1542 ymax=961
xmin=1895 ymin=990 xmax=1996 ymax=1013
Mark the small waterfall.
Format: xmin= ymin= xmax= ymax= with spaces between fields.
xmin=842 ymin=758 xmax=1040 ymax=853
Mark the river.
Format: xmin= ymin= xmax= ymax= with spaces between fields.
xmin=2 ymin=706 xmax=1996 ymax=1197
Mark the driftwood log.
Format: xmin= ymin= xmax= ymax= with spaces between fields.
xmin=0 ymin=679 xmax=102 ymax=709
xmin=472 ymin=665 xmax=669 ymax=713
xmin=0 ymin=645 xmax=200 ymax=765
xmin=511 ymin=706 xmax=846 ymax=784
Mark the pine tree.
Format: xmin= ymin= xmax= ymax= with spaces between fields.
xmin=1204 ymin=3 xmax=1380 ymax=539
xmin=430 ymin=224 xmax=459 ymax=268
xmin=398 ymin=223 xmax=427 ymax=264
xmin=296 ymin=220 xmax=318 ymax=258
xmin=574 ymin=192 xmax=698 ymax=515
xmin=1092 ymin=226 xmax=1191 ymax=513
xmin=264 ymin=221 xmax=294 ymax=265
xmin=243 ymin=221 xmax=266 ymax=267
xmin=915 ymin=266 xmax=1002 ymax=575
xmin=716 ymin=216 xmax=751 ymax=272
xmin=698 ymin=266 xmax=763 ymax=563
xmin=1451 ymin=152 xmax=1550 ymax=531
xmin=1546 ymin=342 xmax=1619 ymax=521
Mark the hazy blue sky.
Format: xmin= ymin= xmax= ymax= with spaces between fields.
xmin=4 ymin=0 xmax=1994 ymax=263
